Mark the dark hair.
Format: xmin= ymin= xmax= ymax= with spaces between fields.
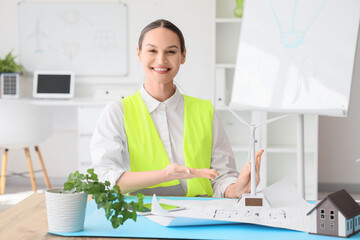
xmin=138 ymin=19 xmax=185 ymax=54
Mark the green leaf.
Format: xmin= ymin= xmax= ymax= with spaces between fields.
xmin=132 ymin=210 xmax=137 ymax=221
xmin=90 ymin=172 xmax=98 ymax=181
xmin=103 ymin=202 xmax=113 ymax=219
xmin=0 ymin=51 xmax=25 ymax=74
xmin=113 ymin=185 xmax=121 ymax=195
xmin=113 ymin=202 xmax=122 ymax=212
xmin=110 ymin=216 xmax=120 ymax=229
xmin=63 ymin=182 xmax=74 ymax=191
xmin=63 ymin=168 xmax=143 ymax=229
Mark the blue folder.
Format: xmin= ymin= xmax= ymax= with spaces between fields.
xmin=49 ymin=196 xmax=360 ymax=240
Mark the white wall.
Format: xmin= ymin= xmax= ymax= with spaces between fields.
xmin=0 ymin=0 xmax=214 ymax=179
xmin=319 ymin=29 xmax=360 ymax=189
xmin=1 ymin=0 xmax=360 ymax=190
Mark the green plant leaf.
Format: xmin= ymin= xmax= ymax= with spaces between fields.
xmin=63 ymin=182 xmax=74 ymax=191
xmin=0 ymin=51 xmax=25 ymax=74
xmin=64 ymin=169 xmax=144 ymax=229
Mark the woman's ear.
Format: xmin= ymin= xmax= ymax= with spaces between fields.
xmin=181 ymin=48 xmax=186 ymax=64
xmin=137 ymin=46 xmax=142 ymax=62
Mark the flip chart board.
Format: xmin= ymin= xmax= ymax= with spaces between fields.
xmin=231 ymin=0 xmax=360 ymax=116
xmin=19 ymin=2 xmax=127 ymax=77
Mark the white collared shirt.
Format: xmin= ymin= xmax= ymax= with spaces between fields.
xmin=90 ymin=85 xmax=238 ymax=197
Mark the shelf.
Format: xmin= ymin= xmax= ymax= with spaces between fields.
xmin=215 ymin=18 xmax=242 ymax=23
xmin=215 ymin=105 xmax=252 ymax=112
xmin=228 ymin=144 xmax=316 ymax=154
xmin=267 ymin=145 xmax=316 ymax=153
xmin=215 ymin=63 xmax=236 ymax=69
xmin=215 ymin=104 xmax=228 ymax=111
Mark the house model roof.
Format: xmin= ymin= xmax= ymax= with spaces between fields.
xmin=307 ymin=189 xmax=360 ymax=219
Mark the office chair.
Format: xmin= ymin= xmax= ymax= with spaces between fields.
xmin=0 ymin=101 xmax=52 ymax=194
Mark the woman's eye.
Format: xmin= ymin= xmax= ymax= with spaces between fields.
xmin=168 ymin=51 xmax=176 ymax=54
xmin=149 ymin=49 xmax=156 ymax=53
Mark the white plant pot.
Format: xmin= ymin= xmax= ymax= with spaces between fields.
xmin=45 ymin=187 xmax=88 ymax=232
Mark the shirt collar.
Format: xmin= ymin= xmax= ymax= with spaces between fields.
xmin=140 ymin=84 xmax=182 ymax=113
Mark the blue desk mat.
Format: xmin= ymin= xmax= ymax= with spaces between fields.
xmin=49 ymin=196 xmax=360 ymax=240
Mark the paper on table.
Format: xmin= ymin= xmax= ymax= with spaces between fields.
xmin=146 ymin=194 xmax=234 ymax=227
xmin=150 ymin=194 xmax=175 ymax=217
xmin=146 ymin=179 xmax=312 ymax=232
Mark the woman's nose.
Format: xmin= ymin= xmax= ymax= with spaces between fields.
xmin=156 ymin=52 xmax=167 ymax=64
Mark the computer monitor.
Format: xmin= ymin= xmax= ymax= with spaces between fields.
xmin=33 ymin=71 xmax=75 ymax=99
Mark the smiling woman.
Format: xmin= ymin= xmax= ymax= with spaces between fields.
xmin=90 ymin=19 xmax=264 ymax=199
xmin=136 ymin=20 xmax=186 ymax=102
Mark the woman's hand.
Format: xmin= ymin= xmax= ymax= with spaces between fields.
xmin=225 ymin=149 xmax=264 ymax=198
xmin=117 ymin=163 xmax=219 ymax=194
xmin=165 ymin=163 xmax=219 ymax=181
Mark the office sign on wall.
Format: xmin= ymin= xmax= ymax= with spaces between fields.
xmin=18 ymin=2 xmax=128 ymax=77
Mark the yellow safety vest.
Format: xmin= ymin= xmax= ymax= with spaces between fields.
xmin=122 ymin=91 xmax=214 ymax=197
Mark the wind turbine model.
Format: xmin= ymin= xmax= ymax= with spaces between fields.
xmin=226 ymin=106 xmax=288 ymax=207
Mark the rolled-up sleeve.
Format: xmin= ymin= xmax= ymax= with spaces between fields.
xmin=210 ymin=112 xmax=239 ymax=198
xmin=90 ymin=101 xmax=129 ymax=187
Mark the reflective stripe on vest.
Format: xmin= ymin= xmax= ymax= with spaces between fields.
xmin=122 ymin=91 xmax=213 ymax=197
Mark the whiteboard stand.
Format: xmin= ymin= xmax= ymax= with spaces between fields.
xmin=297 ymin=114 xmax=305 ymax=199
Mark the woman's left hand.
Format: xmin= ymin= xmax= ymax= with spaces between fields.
xmin=225 ymin=149 xmax=264 ymax=198
xmin=165 ymin=163 xmax=219 ymax=181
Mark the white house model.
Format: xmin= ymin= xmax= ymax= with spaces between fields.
xmin=307 ymin=189 xmax=360 ymax=238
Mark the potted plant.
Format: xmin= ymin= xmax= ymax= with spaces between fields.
xmin=45 ymin=169 xmax=144 ymax=232
xmin=0 ymin=51 xmax=25 ymax=98
xmin=234 ymin=0 xmax=244 ymax=18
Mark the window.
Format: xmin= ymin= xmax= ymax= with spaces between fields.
xmin=320 ymin=221 xmax=325 ymax=229
xmin=330 ymin=222 xmax=335 ymax=230
xmin=329 ymin=210 xmax=335 ymax=221
xmin=347 ymin=221 xmax=350 ymax=231
xmin=320 ymin=209 xmax=325 ymax=219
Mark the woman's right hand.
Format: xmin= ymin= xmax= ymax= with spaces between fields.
xmin=164 ymin=163 xmax=219 ymax=181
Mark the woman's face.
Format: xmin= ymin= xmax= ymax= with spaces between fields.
xmin=137 ymin=27 xmax=186 ymax=86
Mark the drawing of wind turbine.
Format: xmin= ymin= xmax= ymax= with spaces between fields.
xmin=27 ymin=18 xmax=47 ymax=53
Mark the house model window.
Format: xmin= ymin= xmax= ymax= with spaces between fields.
xmin=320 ymin=209 xmax=325 ymax=219
xmin=330 ymin=222 xmax=335 ymax=230
xmin=330 ymin=210 xmax=335 ymax=220
xmin=320 ymin=221 xmax=325 ymax=229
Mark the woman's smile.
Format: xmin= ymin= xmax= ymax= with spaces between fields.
xmin=151 ymin=66 xmax=171 ymax=74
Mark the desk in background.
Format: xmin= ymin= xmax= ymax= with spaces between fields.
xmin=0 ymin=98 xmax=109 ymax=173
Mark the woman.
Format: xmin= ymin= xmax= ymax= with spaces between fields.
xmin=91 ymin=19 xmax=263 ymax=198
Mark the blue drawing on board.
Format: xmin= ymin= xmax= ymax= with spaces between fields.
xmin=27 ymin=19 xmax=47 ymax=53
xmin=268 ymin=0 xmax=327 ymax=48
xmin=63 ymin=9 xmax=94 ymax=26
xmin=93 ymin=30 xmax=119 ymax=50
